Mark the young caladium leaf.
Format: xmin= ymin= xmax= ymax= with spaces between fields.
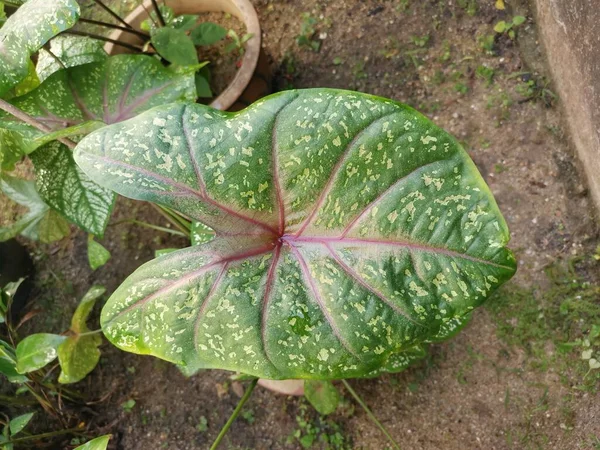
xmin=74 ymin=89 xmax=517 ymax=380
xmin=0 ymin=340 xmax=28 ymax=383
xmin=0 ymin=0 xmax=80 ymax=97
xmin=58 ymin=285 xmax=105 ymax=384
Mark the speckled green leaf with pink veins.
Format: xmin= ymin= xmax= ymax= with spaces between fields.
xmin=74 ymin=89 xmax=516 ymax=379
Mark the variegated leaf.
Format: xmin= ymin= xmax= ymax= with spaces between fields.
xmin=74 ymin=89 xmax=516 ymax=379
xmin=0 ymin=0 xmax=80 ymax=97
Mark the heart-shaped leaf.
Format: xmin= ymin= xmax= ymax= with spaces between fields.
xmin=74 ymin=89 xmax=516 ymax=379
xmin=190 ymin=22 xmax=227 ymax=46
xmin=0 ymin=0 xmax=80 ymax=97
xmin=57 ymin=285 xmax=105 ymax=384
xmin=151 ymin=27 xmax=199 ymax=66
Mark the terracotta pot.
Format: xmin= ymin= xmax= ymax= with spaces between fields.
xmin=103 ymin=0 xmax=261 ymax=111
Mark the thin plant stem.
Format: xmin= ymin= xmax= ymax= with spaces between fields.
xmin=141 ymin=3 xmax=159 ymax=27
xmin=341 ymin=379 xmax=401 ymax=450
xmin=158 ymin=204 xmax=192 ymax=231
xmin=111 ymin=218 xmax=188 ymax=238
xmin=151 ymin=0 xmax=166 ymax=26
xmin=150 ymin=203 xmax=191 ymax=236
xmin=62 ymin=30 xmax=143 ymax=52
xmin=6 ymin=427 xmax=84 ymax=444
xmin=76 ymin=329 xmax=103 ymax=337
xmin=210 ymin=378 xmax=258 ymax=450
xmin=91 ymin=0 xmax=133 ymax=29
xmin=0 ymin=99 xmax=76 ymax=149
xmin=79 ymin=18 xmax=149 ymax=40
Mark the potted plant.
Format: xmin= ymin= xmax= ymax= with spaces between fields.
xmin=102 ymin=0 xmax=261 ymax=111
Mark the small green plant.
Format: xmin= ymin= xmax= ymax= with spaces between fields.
xmin=476 ymin=65 xmax=495 ymax=87
xmin=121 ymin=399 xmax=136 ymax=413
xmin=410 ymin=34 xmax=430 ymax=48
xmin=477 ymin=33 xmax=496 ymax=55
xmin=296 ymin=13 xmax=321 ymax=52
xmin=514 ymin=75 xmax=557 ymax=107
xmin=494 ymin=15 xmax=526 ymax=39
xmin=457 ymin=0 xmax=478 ymax=16
xmin=196 ymin=416 xmax=209 ymax=432
xmin=287 ymin=402 xmax=350 ymax=450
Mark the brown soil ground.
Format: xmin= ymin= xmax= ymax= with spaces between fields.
xmin=2 ymin=0 xmax=600 ymax=449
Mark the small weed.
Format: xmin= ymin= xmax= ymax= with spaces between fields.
xmin=514 ymin=75 xmax=557 ymax=107
xmin=352 ymin=61 xmax=367 ymax=80
xmin=396 ymin=0 xmax=410 ymax=12
xmin=296 ymin=13 xmax=321 ymax=51
xmin=196 ymin=416 xmax=208 ymax=432
xmin=287 ymin=402 xmax=351 ymax=449
xmin=457 ymin=0 xmax=478 ymax=16
xmin=494 ymin=16 xmax=526 ymax=40
xmin=454 ymin=83 xmax=469 ymax=94
xmin=494 ymin=163 xmax=507 ymax=174
xmin=332 ymin=57 xmax=343 ymax=65
xmin=121 ymin=399 xmax=136 ymax=413
xmin=241 ymin=410 xmax=255 ymax=424
xmin=439 ymin=40 xmax=451 ymax=62
xmin=410 ymin=34 xmax=430 ymax=48
xmin=477 ymin=34 xmax=496 ymax=55
xmin=476 ymin=65 xmax=495 ymax=87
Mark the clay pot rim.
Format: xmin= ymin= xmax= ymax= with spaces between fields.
xmin=103 ymin=0 xmax=261 ymax=111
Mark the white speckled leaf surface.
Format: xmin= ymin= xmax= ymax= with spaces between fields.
xmin=74 ymin=89 xmax=516 ymax=379
xmin=0 ymin=0 xmax=80 ymax=97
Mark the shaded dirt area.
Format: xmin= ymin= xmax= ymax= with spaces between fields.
xmin=3 ymin=0 xmax=600 ymax=449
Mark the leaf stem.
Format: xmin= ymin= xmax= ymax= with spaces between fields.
xmin=91 ymin=0 xmax=134 ymax=30
xmin=151 ymin=0 xmax=167 ymax=26
xmin=151 ymin=203 xmax=191 ymax=237
xmin=0 ymin=99 xmax=76 ymax=149
xmin=341 ymin=379 xmax=401 ymax=450
xmin=78 ymin=18 xmax=149 ymax=40
xmin=61 ymin=30 xmax=143 ymax=53
xmin=210 ymin=378 xmax=258 ymax=450
xmin=76 ymin=329 xmax=103 ymax=337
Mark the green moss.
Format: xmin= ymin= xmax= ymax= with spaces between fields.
xmin=487 ymin=259 xmax=600 ymax=391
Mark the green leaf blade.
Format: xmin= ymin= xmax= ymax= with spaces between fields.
xmin=190 ymin=22 xmax=227 ymax=46
xmin=73 ymin=435 xmax=111 ymax=450
xmin=9 ymin=412 xmax=34 ymax=435
xmin=151 ymin=28 xmax=199 ymax=66
xmin=75 ymin=89 xmax=516 ymax=379
xmin=57 ymin=334 xmax=101 ymax=384
xmin=304 ymin=380 xmax=340 ymax=415
xmin=16 ymin=333 xmax=66 ymax=373
xmin=88 ymin=237 xmax=111 ymax=270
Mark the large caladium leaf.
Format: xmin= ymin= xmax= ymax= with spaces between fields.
xmin=74 ymin=89 xmax=516 ymax=379
xmin=0 ymin=0 xmax=80 ymax=97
